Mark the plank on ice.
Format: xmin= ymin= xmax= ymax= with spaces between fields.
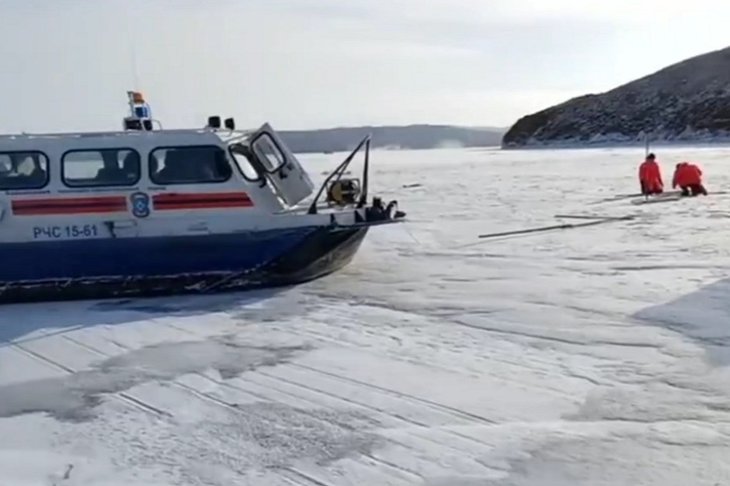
xmin=630 ymin=194 xmax=684 ymax=205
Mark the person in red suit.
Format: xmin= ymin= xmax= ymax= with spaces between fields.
xmin=638 ymin=153 xmax=664 ymax=195
xmin=672 ymin=162 xmax=708 ymax=196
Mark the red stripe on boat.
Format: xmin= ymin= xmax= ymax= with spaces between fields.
xmin=12 ymin=196 xmax=128 ymax=215
xmin=152 ymin=192 xmax=254 ymax=210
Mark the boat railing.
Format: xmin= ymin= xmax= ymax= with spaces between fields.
xmin=307 ymin=134 xmax=371 ymax=215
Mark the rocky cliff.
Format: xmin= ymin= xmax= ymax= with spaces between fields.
xmin=502 ymin=46 xmax=730 ymax=148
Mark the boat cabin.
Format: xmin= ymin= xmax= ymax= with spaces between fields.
xmin=0 ymin=91 xmax=391 ymax=249
xmin=0 ymin=91 xmax=403 ymax=304
xmin=0 ymin=123 xmax=317 ymax=218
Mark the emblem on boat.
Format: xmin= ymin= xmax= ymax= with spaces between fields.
xmin=130 ymin=192 xmax=150 ymax=218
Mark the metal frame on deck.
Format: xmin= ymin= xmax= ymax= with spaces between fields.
xmin=307 ymin=134 xmax=371 ymax=215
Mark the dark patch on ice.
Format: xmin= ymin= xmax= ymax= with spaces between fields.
xmin=424 ymin=478 xmax=501 ymax=486
xmin=469 ymin=436 xmax=649 ymax=486
xmin=0 ymin=338 xmax=311 ymax=422
xmin=104 ymin=302 xmax=181 ymax=314
xmin=466 ymin=424 xmax=730 ymax=486
xmin=563 ymin=254 xmax=617 ymax=262
xmin=0 ymin=289 xmax=296 ymax=347
xmin=613 ymin=264 xmax=716 ymax=271
xmin=232 ymin=297 xmax=321 ymax=323
xmin=633 ymin=277 xmax=730 ymax=366
xmin=90 ymin=288 xmax=288 ymax=315
xmin=565 ymin=386 xmax=715 ymax=424
xmin=70 ymin=402 xmax=382 ymax=484
xmin=234 ymin=402 xmax=381 ymax=467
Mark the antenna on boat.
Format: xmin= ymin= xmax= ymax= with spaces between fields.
xmin=121 ymin=16 xmax=161 ymax=131
xmin=130 ymin=43 xmax=141 ymax=92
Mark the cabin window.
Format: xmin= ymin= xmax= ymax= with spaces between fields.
xmin=229 ymin=145 xmax=261 ymax=182
xmin=0 ymin=151 xmax=49 ymax=190
xmin=252 ymin=134 xmax=287 ymax=172
xmin=149 ymin=145 xmax=232 ymax=185
xmin=62 ymin=148 xmax=141 ymax=187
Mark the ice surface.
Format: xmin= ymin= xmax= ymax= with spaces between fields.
xmin=2 ymin=146 xmax=730 ymax=485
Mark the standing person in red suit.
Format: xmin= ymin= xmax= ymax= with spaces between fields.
xmin=638 ymin=153 xmax=664 ymax=196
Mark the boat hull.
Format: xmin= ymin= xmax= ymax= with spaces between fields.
xmin=0 ymin=225 xmax=369 ymax=304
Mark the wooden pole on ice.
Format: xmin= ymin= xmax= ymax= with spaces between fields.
xmin=554 ymin=214 xmax=636 ymax=221
xmin=476 ymin=215 xmax=634 ymax=240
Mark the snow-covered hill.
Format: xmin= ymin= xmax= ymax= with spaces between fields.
xmin=503 ymin=46 xmax=730 ymax=148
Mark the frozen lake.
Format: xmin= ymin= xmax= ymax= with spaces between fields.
xmin=2 ymin=146 xmax=730 ymax=485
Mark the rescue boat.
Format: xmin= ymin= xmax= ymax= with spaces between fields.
xmin=0 ymin=91 xmax=405 ymax=303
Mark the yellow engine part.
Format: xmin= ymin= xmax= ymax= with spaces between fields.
xmin=327 ymin=179 xmax=359 ymax=205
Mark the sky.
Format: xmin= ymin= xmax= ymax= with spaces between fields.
xmin=0 ymin=0 xmax=729 ymax=133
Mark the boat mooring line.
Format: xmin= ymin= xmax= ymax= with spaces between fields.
xmin=401 ymin=223 xmax=422 ymax=245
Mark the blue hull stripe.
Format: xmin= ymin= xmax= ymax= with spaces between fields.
xmin=0 ymin=227 xmax=317 ymax=282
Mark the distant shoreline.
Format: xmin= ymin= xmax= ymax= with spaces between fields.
xmin=279 ymin=125 xmax=506 ymax=154
xmin=502 ymin=139 xmax=730 ymax=151
xmin=296 ymin=140 xmax=730 ymax=155
xmin=295 ymin=145 xmax=503 ymax=155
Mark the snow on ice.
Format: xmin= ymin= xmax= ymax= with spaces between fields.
xmin=2 ymin=147 xmax=730 ymax=485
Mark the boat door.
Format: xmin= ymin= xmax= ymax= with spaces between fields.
xmin=249 ymin=123 xmax=314 ymax=206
